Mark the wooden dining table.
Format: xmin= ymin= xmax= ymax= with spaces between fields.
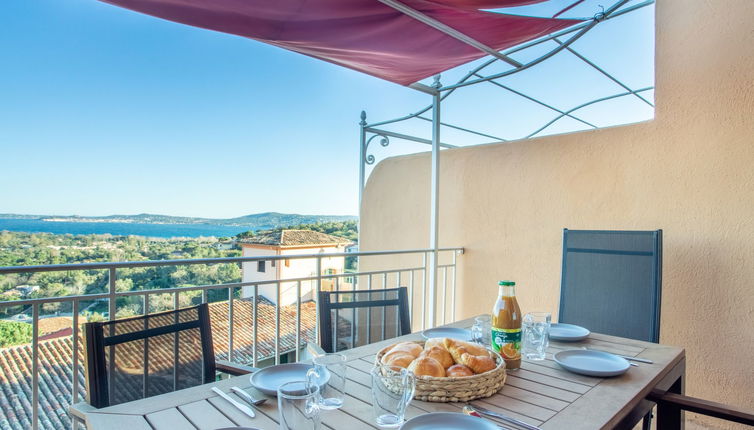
xmin=82 ymin=316 xmax=686 ymax=430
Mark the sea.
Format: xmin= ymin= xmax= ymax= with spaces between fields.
xmin=0 ymin=218 xmax=251 ymax=239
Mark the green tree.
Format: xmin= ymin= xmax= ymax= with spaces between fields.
xmin=0 ymin=321 xmax=32 ymax=347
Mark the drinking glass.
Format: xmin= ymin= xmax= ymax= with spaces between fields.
xmin=522 ymin=312 xmax=551 ymax=360
xmin=370 ymin=364 xmax=416 ymax=428
xmin=306 ymin=353 xmax=347 ymax=409
xmin=277 ymin=381 xmax=321 ymax=430
xmin=472 ymin=314 xmax=492 ymax=347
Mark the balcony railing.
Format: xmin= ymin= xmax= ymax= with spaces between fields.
xmin=0 ymin=247 xmax=462 ymax=430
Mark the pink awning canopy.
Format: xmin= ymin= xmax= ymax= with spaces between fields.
xmin=99 ymin=0 xmax=581 ymax=86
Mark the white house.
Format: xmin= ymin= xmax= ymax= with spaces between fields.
xmin=239 ymin=230 xmax=351 ymax=305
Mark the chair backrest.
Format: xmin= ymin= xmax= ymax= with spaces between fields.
xmin=84 ymin=303 xmax=216 ymax=408
xmin=318 ymin=287 xmax=411 ymax=353
xmin=559 ymin=229 xmax=663 ymax=343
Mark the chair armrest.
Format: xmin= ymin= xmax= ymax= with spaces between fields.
xmin=307 ymin=342 xmax=326 ymax=357
xmin=216 ymin=360 xmax=259 ymax=376
xmin=69 ymin=401 xmax=97 ymax=421
xmin=647 ymin=390 xmax=754 ymax=425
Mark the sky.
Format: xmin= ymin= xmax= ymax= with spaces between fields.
xmin=0 ymin=0 xmax=654 ymax=219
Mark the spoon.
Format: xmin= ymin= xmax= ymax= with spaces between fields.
xmin=231 ymin=387 xmax=268 ymax=407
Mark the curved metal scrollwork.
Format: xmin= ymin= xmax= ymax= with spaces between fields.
xmin=364 ymin=133 xmax=390 ymax=165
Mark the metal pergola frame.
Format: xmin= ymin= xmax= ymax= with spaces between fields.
xmin=358 ymin=0 xmax=655 ymax=328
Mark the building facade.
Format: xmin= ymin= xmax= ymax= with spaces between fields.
xmin=239 ymin=230 xmax=351 ymax=305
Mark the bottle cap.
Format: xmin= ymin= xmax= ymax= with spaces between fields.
xmin=498 ymin=280 xmax=515 ymax=286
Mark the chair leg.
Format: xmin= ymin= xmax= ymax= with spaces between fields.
xmin=642 ymin=411 xmax=653 ymax=430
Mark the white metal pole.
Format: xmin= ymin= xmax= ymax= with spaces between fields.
xmin=427 ymin=76 xmax=441 ymax=328
xmin=358 ymin=111 xmax=367 ymax=231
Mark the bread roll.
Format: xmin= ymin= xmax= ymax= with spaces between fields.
xmin=423 ymin=337 xmax=447 ymax=350
xmin=446 ymin=364 xmax=474 ymax=377
xmin=380 ymin=342 xmax=423 ymax=364
xmin=460 ymin=353 xmax=497 ymax=374
xmin=443 ymin=338 xmax=491 ymax=362
xmin=420 ymin=345 xmax=454 ymax=369
xmin=407 ymin=356 xmax=446 ymax=377
xmin=382 ymin=352 xmax=415 ymax=369
xmin=388 ymin=342 xmax=423 ymax=358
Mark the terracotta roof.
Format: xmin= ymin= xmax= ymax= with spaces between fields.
xmin=38 ymin=317 xmax=74 ymax=336
xmin=239 ymin=230 xmax=351 ymax=247
xmin=0 ymin=299 xmax=316 ymax=429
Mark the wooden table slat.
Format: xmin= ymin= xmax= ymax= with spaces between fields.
xmin=86 ymin=413 xmax=153 ymax=430
xmin=178 ymin=399 xmax=236 ymax=430
xmin=145 ymin=407 xmax=196 ymax=430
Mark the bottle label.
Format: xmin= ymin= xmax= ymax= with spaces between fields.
xmin=491 ymin=327 xmax=521 ymax=360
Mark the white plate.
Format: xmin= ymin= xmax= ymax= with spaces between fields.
xmin=421 ymin=327 xmax=473 ymax=341
xmin=553 ymin=349 xmax=630 ymax=377
xmin=401 ymin=412 xmax=499 ymax=430
xmin=250 ymin=363 xmax=318 ymax=396
xmin=549 ymin=323 xmax=590 ymax=341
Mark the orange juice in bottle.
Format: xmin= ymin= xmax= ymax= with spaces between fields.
xmin=491 ymin=280 xmax=522 ymax=370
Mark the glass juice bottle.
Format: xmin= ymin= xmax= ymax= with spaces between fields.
xmin=491 ymin=280 xmax=522 ymax=370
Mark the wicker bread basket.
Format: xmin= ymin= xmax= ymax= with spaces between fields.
xmin=374 ymin=340 xmax=507 ymax=402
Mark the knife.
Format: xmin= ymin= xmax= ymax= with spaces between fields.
xmin=467 ymin=404 xmax=542 ymax=430
xmin=212 ymin=387 xmax=256 ymax=418
xmin=462 ymin=406 xmax=513 ymax=429
xmin=585 ymin=348 xmax=654 ymax=364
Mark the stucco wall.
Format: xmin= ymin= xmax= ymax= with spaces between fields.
xmin=360 ymin=0 xmax=754 ymax=427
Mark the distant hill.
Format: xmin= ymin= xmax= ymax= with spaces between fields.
xmin=0 ymin=212 xmax=357 ymax=230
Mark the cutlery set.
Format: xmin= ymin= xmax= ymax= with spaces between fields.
xmin=212 ymin=386 xmax=267 ymax=419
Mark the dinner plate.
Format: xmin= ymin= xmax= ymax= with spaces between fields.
xmin=549 ymin=323 xmax=590 ymax=341
xmin=421 ymin=327 xmax=473 ymax=341
xmin=250 ymin=363 xmax=321 ymax=396
xmin=553 ymin=349 xmax=630 ymax=377
xmin=401 ymin=412 xmax=499 ymax=430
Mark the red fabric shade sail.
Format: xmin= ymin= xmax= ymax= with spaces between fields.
xmin=99 ymin=0 xmax=580 ymax=86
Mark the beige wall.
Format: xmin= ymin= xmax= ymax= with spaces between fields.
xmin=360 ymin=0 xmax=754 ymax=428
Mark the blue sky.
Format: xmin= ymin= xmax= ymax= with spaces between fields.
xmin=0 ymin=0 xmax=654 ymax=218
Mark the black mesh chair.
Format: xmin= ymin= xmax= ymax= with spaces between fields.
xmin=318 ymin=287 xmax=410 ymax=353
xmin=559 ymin=229 xmax=663 ymax=343
xmin=82 ymin=303 xmax=250 ymax=408
xmin=560 ymin=229 xmax=662 ymax=430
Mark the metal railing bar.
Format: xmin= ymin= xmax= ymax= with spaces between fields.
xmin=252 ymin=285 xmax=258 ymax=367
xmin=228 ymin=288 xmax=234 ymax=362
xmin=143 ymin=293 xmax=149 ymax=399
xmin=0 ymin=265 xmax=436 ymax=309
xmin=451 ymin=252 xmax=458 ymax=323
xmin=381 ymin=273 xmax=387 ymax=341
xmin=367 ymin=275 xmax=372 ymax=344
xmin=334 ymin=277 xmax=340 ymax=351
xmin=351 ymin=275 xmax=357 ymax=350
xmin=32 ymin=303 xmax=39 ymax=430
xmin=72 ymin=300 xmax=79 ymax=405
xmin=173 ymin=292 xmax=179 ymax=392
xmin=421 ymin=253 xmax=427 ymax=331
xmin=275 ymin=282 xmax=281 ymax=365
xmin=107 ymin=268 xmax=116 ymax=407
xmin=396 ymin=272 xmax=402 ymax=338
xmin=0 ymin=248 xmax=464 ymax=275
xmin=408 ymin=270 xmax=415 ymax=324
xmin=295 ymin=281 xmax=301 ymax=362
xmin=442 ymin=267 xmax=448 ymax=325
xmin=315 ymin=257 xmax=322 ymax=345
